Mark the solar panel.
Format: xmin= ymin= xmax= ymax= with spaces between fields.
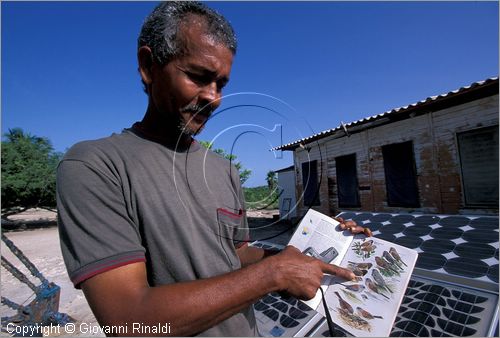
xmin=390 ymin=276 xmax=498 ymax=337
xmin=337 ymin=212 xmax=499 ymax=284
xmin=304 ymin=275 xmax=498 ymax=337
xmin=251 ymin=241 xmax=324 ymax=337
xmin=251 ymin=212 xmax=499 ymax=337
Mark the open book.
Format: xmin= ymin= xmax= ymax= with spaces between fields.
xmin=288 ymin=209 xmax=418 ymax=337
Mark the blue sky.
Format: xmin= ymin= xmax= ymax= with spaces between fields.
xmin=2 ymin=1 xmax=498 ymax=187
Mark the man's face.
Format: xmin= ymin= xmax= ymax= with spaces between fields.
xmin=149 ymin=19 xmax=233 ymax=137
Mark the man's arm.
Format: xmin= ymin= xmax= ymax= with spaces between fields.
xmin=236 ymin=243 xmax=281 ymax=267
xmin=82 ymin=246 xmax=354 ymax=337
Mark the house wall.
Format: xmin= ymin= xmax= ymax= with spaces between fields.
xmin=293 ymin=94 xmax=499 ymax=217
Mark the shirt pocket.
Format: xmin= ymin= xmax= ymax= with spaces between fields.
xmin=216 ymin=208 xmax=248 ymax=267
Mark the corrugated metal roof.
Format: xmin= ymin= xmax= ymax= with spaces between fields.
xmin=273 ymin=77 xmax=499 ymax=151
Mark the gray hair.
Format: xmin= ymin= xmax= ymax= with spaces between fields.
xmin=138 ymin=1 xmax=237 ymax=65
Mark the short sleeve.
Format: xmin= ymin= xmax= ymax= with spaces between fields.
xmin=57 ymin=159 xmax=145 ymax=288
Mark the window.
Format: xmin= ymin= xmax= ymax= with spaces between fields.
xmin=301 ymin=160 xmax=320 ymax=206
xmin=382 ymin=141 xmax=420 ymax=207
xmin=457 ymin=126 xmax=499 ymax=207
xmin=335 ymin=154 xmax=360 ymax=207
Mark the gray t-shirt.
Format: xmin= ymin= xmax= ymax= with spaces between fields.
xmin=57 ymin=127 xmax=256 ymax=336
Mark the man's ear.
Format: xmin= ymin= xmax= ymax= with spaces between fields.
xmin=138 ymin=46 xmax=154 ymax=88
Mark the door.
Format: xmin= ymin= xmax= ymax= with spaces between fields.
xmin=382 ymin=141 xmax=420 ymax=207
xmin=457 ymin=126 xmax=499 ymax=206
xmin=302 ymin=160 xmax=320 ymax=206
xmin=335 ymin=154 xmax=360 ymax=207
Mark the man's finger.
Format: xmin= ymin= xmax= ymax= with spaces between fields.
xmin=349 ymin=225 xmax=365 ymax=234
xmin=319 ymin=261 xmax=356 ymax=281
xmin=343 ymin=220 xmax=357 ymax=228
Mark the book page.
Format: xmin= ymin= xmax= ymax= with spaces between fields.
xmin=319 ymin=237 xmax=418 ymax=337
xmin=288 ymin=209 xmax=354 ymax=309
xmin=288 ymin=209 xmax=353 ymax=265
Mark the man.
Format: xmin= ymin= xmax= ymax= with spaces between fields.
xmin=57 ymin=2 xmax=357 ymax=336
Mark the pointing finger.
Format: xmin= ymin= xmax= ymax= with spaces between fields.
xmin=320 ymin=261 xmax=356 ymax=281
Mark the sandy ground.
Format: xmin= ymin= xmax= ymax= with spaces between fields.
xmin=6 ymin=208 xmax=58 ymax=223
xmin=1 ymin=208 xmax=289 ymax=336
xmin=246 ymin=209 xmax=279 ymax=218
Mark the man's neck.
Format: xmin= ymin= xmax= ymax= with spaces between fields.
xmin=135 ymin=110 xmax=193 ymax=150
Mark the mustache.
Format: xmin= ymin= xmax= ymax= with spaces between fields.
xmin=180 ymin=103 xmax=215 ymax=117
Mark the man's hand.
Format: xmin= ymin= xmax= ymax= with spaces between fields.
xmin=334 ymin=217 xmax=372 ymax=237
xmin=268 ymin=246 xmax=355 ymax=300
xmin=236 ymin=243 xmax=281 ymax=268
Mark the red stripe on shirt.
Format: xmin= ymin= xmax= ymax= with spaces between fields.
xmin=72 ymin=256 xmax=146 ymax=288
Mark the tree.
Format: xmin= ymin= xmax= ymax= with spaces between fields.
xmin=199 ymin=141 xmax=252 ymax=185
xmin=266 ymin=170 xmax=277 ymax=191
xmin=1 ymin=128 xmax=63 ymax=216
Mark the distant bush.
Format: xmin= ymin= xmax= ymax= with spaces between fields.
xmin=244 ymin=186 xmax=280 ymax=210
xmin=1 ymin=128 xmax=62 ymax=216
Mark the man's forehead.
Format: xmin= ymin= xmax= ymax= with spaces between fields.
xmin=177 ymin=15 xmax=231 ymax=56
xmin=177 ymin=15 xmax=209 ymax=42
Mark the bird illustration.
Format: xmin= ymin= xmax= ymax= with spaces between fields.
xmin=389 ymin=247 xmax=407 ymax=266
xmin=348 ymin=261 xmax=373 ymax=270
xmin=371 ymin=269 xmax=393 ymax=294
xmin=334 ymin=291 xmax=354 ymax=314
xmin=360 ymin=240 xmax=376 ymax=252
xmin=342 ymin=283 xmax=366 ymax=293
xmin=350 ymin=266 xmax=368 ymax=277
xmin=383 ymin=251 xmax=403 ymax=270
xmin=341 ymin=289 xmax=361 ymax=303
xmin=360 ymin=240 xmax=373 ymax=248
xmin=365 ymin=278 xmax=390 ymax=300
xmin=375 ymin=256 xmax=400 ymax=274
xmin=356 ymin=307 xmax=383 ymax=320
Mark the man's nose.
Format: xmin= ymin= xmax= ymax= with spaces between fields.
xmin=199 ymin=81 xmax=221 ymax=107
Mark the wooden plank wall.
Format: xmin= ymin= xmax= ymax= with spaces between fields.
xmin=292 ymin=94 xmax=499 ymax=217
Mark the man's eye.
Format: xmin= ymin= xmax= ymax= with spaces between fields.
xmin=217 ymin=80 xmax=228 ymax=91
xmin=184 ymin=70 xmax=227 ymax=92
xmin=187 ymin=72 xmax=209 ymax=85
